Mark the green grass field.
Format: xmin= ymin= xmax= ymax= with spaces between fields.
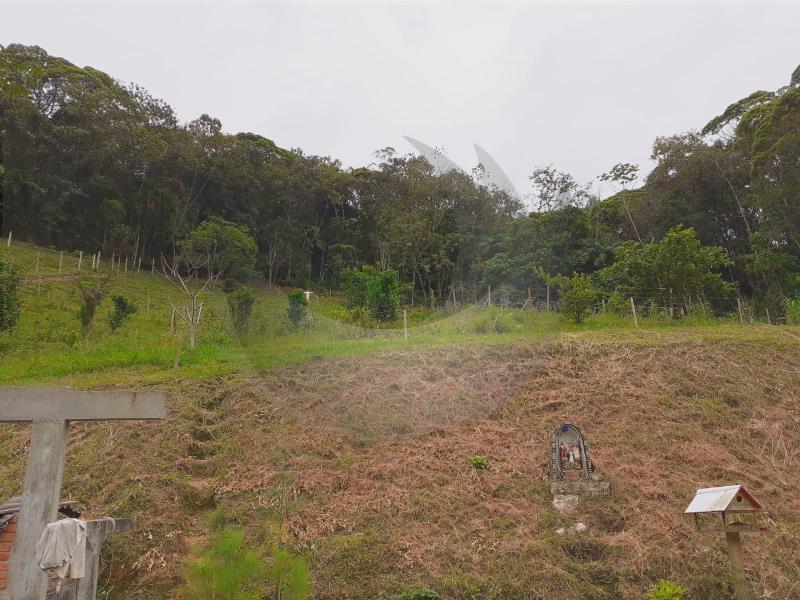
xmin=1 ymin=241 xmax=776 ymax=387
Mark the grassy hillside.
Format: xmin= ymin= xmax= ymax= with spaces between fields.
xmin=1 ymin=242 xmax=799 ymax=599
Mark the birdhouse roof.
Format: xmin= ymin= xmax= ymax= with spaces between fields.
xmin=684 ymin=484 xmax=763 ymax=514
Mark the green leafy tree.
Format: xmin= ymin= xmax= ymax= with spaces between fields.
xmin=286 ymin=290 xmax=308 ymax=328
xmin=558 ymin=273 xmax=597 ymax=323
xmin=597 ymin=226 xmax=735 ymax=313
xmin=108 ymin=294 xmax=137 ymax=331
xmin=0 ymin=259 xmax=22 ymax=332
xmin=182 ymin=217 xmax=258 ymax=283
xmin=227 ymin=286 xmax=256 ymax=336
xmin=367 ymin=269 xmax=400 ymax=322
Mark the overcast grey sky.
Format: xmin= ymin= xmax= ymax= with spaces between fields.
xmin=4 ymin=0 xmax=799 ymax=199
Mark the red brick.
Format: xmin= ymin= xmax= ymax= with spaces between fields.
xmin=0 ymin=571 xmax=7 ymax=580
xmin=0 ymin=553 xmax=10 ymax=561
xmin=0 ymin=581 xmax=6 ymax=590
xmin=0 ymin=543 xmax=10 ymax=553
xmin=0 ymin=532 xmax=14 ymax=542
xmin=0 ymin=563 xmax=8 ymax=570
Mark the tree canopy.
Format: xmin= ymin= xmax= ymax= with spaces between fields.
xmin=2 ymin=44 xmax=799 ymax=316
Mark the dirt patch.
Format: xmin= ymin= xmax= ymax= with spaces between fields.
xmin=251 ymin=344 xmax=547 ymax=444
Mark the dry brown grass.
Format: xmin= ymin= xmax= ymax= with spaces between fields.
xmin=0 ymin=330 xmax=798 ymax=599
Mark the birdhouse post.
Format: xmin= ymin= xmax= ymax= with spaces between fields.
xmin=685 ymin=484 xmax=764 ymax=600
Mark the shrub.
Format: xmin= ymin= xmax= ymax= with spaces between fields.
xmin=559 ymin=274 xmax=598 ymax=323
xmin=341 ymin=265 xmax=378 ymax=309
xmin=649 ymin=579 xmax=686 ymax=600
xmin=468 ymin=455 xmax=488 ymax=469
xmin=786 ymin=297 xmax=800 ymax=325
xmin=182 ymin=511 xmax=310 ymax=600
xmin=287 ymin=290 xmax=308 ymax=327
xmin=227 ymin=286 xmax=256 ymax=336
xmin=181 ymin=519 xmax=263 ymax=600
xmin=265 ymin=548 xmax=311 ymax=600
xmin=367 ymin=270 xmax=400 ymax=322
xmin=76 ymin=277 xmax=110 ymax=332
xmin=0 ymin=259 xmax=22 ymax=332
xmin=108 ymin=294 xmax=137 ymax=330
xmin=605 ymin=290 xmax=630 ymax=316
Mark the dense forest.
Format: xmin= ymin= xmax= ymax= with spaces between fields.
xmin=1 ymin=44 xmax=798 ymax=316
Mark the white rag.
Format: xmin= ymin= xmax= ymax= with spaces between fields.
xmin=34 ymin=517 xmax=87 ymax=579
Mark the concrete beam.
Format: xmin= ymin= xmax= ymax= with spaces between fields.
xmin=8 ymin=421 xmax=69 ymax=600
xmin=0 ymin=388 xmax=165 ymax=422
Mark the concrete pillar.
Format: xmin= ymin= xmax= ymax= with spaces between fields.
xmin=9 ymin=421 xmax=69 ymax=600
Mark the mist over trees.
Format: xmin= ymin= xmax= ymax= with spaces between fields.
xmin=1 ymin=44 xmax=798 ymax=316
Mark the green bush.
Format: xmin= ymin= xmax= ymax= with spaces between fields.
xmin=76 ymin=277 xmax=110 ymax=332
xmin=181 ymin=522 xmax=263 ymax=600
xmin=367 ymin=270 xmax=400 ymax=322
xmin=468 ymin=455 xmax=488 ymax=469
xmin=605 ymin=290 xmax=630 ymax=316
xmin=182 ymin=512 xmax=310 ymax=600
xmin=341 ymin=265 xmax=378 ymax=309
xmin=265 ymin=548 xmax=311 ymax=600
xmin=108 ymin=294 xmax=137 ymax=331
xmin=559 ymin=274 xmax=598 ymax=324
xmin=786 ymin=297 xmax=800 ymax=325
xmin=227 ymin=286 xmax=256 ymax=336
xmin=287 ymin=290 xmax=308 ymax=327
xmin=0 ymin=259 xmax=22 ymax=332
xmin=649 ymin=579 xmax=686 ymax=600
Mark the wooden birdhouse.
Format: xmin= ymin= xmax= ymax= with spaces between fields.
xmin=684 ymin=484 xmax=765 ymax=600
xmin=684 ymin=484 xmax=764 ymax=533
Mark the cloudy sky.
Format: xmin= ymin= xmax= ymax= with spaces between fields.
xmin=4 ymin=0 xmax=799 ymax=200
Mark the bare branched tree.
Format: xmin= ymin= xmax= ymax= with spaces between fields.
xmin=161 ymin=253 xmax=218 ymax=349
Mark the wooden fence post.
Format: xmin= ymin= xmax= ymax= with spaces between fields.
xmin=737 ymin=298 xmax=744 ymax=325
xmin=546 ymin=284 xmax=551 ymax=312
xmin=630 ymin=297 xmax=639 ymax=329
xmin=403 ymin=309 xmax=408 ymax=341
xmin=6 ymin=231 xmax=11 ymax=247
xmin=765 ymin=308 xmax=771 ymax=326
xmin=77 ymin=251 xmax=83 ymax=271
xmin=58 ymin=251 xmax=63 ymax=274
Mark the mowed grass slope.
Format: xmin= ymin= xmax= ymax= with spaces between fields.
xmin=1 ymin=242 xmax=799 ymax=599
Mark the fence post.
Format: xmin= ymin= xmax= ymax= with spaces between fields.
xmin=546 ymin=284 xmax=551 ymax=312
xmin=403 ymin=309 xmax=408 ymax=341
xmin=77 ymin=251 xmax=83 ymax=271
xmin=765 ymin=308 xmax=771 ymax=326
xmin=58 ymin=251 xmax=63 ymax=274
xmin=630 ymin=297 xmax=639 ymax=329
xmin=6 ymin=231 xmax=11 ymax=247
xmin=736 ymin=298 xmax=744 ymax=325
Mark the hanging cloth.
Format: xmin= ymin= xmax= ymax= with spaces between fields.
xmin=34 ymin=517 xmax=87 ymax=579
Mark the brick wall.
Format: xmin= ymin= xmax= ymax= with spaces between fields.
xmin=0 ymin=515 xmax=17 ymax=592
